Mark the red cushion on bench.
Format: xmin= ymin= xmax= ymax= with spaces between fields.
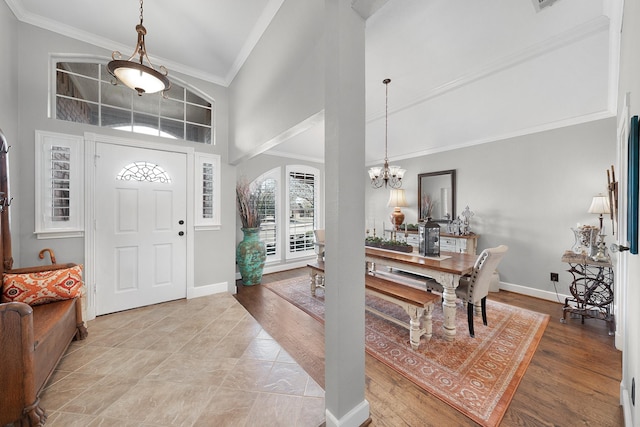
xmin=2 ymin=265 xmax=84 ymax=305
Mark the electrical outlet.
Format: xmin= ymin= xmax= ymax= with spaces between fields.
xmin=550 ymin=272 xmax=559 ymax=282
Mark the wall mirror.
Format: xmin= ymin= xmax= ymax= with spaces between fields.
xmin=418 ymin=169 xmax=456 ymax=223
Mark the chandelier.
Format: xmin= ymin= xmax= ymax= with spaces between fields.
xmin=107 ymin=0 xmax=170 ymax=96
xmin=368 ymin=78 xmax=406 ymax=188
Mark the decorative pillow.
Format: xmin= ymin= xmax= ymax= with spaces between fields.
xmin=1 ymin=265 xmax=84 ymax=306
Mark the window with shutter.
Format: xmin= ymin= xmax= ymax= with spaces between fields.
xmin=194 ymin=153 xmax=221 ymax=229
xmin=35 ymin=131 xmax=84 ymax=238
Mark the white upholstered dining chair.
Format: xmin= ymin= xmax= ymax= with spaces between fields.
xmin=427 ymin=245 xmax=508 ymax=337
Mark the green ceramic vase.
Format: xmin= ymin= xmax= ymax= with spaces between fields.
xmin=236 ymin=227 xmax=267 ymax=285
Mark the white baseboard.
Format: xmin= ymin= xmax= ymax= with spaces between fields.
xmin=325 ymin=399 xmax=370 ymax=427
xmin=498 ymin=281 xmax=570 ymax=304
xmin=621 ymin=380 xmax=634 ymax=426
xmin=187 ymin=281 xmax=229 ymax=299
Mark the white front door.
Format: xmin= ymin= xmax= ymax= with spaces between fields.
xmin=95 ymin=142 xmax=187 ymax=315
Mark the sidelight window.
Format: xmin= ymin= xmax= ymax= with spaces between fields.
xmin=194 ymin=153 xmax=221 ymax=229
xmin=35 ymin=131 xmax=84 ymax=239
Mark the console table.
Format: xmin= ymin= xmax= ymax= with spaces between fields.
xmin=383 ymin=228 xmax=478 ymax=255
xmin=440 ymin=233 xmax=479 ymax=255
xmin=560 ymin=251 xmax=615 ymax=335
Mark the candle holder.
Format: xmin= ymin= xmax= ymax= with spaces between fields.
xmin=592 ymin=233 xmax=609 ymax=262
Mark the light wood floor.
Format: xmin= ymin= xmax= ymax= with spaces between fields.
xmin=235 ymin=268 xmax=624 ymax=427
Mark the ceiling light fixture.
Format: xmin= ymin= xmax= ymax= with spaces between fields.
xmin=368 ymin=78 xmax=406 ymax=189
xmin=107 ymin=0 xmax=170 ymax=96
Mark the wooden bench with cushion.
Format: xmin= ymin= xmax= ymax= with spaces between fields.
xmin=0 ymin=263 xmax=88 ymax=426
xmin=365 ymin=273 xmax=440 ymax=350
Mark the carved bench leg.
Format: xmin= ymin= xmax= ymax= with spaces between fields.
xmin=74 ymin=298 xmax=88 ymax=340
xmin=22 ymin=398 xmax=47 ymax=426
xmin=310 ymin=270 xmax=318 ymax=296
xmin=405 ymin=306 xmax=426 ymax=351
xmin=422 ymin=303 xmax=434 ymax=342
xmin=75 ymin=322 xmax=88 ymax=340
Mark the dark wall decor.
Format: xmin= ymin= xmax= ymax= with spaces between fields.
xmin=418 ymin=169 xmax=456 ymax=223
xmin=629 ymin=116 xmax=639 ymax=255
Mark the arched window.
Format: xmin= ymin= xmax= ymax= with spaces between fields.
xmin=116 ymin=162 xmax=172 ymax=183
xmin=253 ymin=169 xmax=280 ymax=260
xmin=250 ymin=166 xmax=319 ymax=264
xmin=54 ymin=61 xmax=214 ymax=144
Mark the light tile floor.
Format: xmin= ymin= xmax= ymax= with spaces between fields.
xmin=38 ymin=293 xmax=325 ymax=427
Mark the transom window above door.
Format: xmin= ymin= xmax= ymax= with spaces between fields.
xmin=54 ymin=61 xmax=214 ymax=144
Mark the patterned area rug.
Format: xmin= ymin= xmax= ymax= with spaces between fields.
xmin=263 ymin=276 xmax=549 ymax=427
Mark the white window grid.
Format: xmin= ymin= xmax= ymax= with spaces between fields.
xmin=53 ymin=61 xmax=214 ymax=144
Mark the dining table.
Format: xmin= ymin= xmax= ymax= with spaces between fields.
xmin=365 ymin=246 xmax=477 ymax=341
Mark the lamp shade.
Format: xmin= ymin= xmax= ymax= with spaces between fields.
xmin=588 ymin=194 xmax=611 ymax=214
xmin=108 ymin=60 xmax=170 ymax=95
xmin=387 ymin=189 xmax=408 ymax=208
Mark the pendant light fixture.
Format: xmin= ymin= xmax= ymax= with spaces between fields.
xmin=107 ymin=0 xmax=170 ymax=96
xmin=368 ymin=78 xmax=406 ymax=189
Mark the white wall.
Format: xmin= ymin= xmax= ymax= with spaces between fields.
xmin=366 ymin=117 xmax=617 ymax=298
xmin=617 ymin=0 xmax=640 ymax=424
xmin=10 ymin=21 xmax=236 ymax=291
xmin=228 ymin=0 xmax=324 ymax=164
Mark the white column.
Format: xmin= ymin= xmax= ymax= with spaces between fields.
xmin=324 ymin=0 xmax=369 ymax=426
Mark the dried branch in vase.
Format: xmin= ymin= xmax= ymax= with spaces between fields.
xmin=236 ymin=178 xmax=263 ymax=229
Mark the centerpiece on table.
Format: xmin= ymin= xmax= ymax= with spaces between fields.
xmin=236 ymin=179 xmax=267 ymax=285
xmin=365 ymin=236 xmax=413 ymax=253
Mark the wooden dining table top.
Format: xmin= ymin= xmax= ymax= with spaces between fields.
xmin=365 ymin=246 xmax=477 ymax=276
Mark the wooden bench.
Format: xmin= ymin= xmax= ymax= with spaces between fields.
xmin=365 ymin=273 xmax=440 ymax=350
xmin=0 ymin=263 xmax=88 ymax=426
xmin=307 ymin=261 xmax=325 ymax=296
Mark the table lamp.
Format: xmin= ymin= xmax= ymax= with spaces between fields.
xmin=388 ymin=188 xmax=408 ymax=230
xmin=588 ymin=194 xmax=611 ymax=261
xmin=588 ymin=194 xmax=611 ymax=231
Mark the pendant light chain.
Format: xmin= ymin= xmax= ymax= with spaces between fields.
xmin=367 ymin=78 xmax=406 ymax=189
xmin=384 ymin=78 xmax=389 ymax=163
xmin=107 ymin=0 xmax=170 ymax=96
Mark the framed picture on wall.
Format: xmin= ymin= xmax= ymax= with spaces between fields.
xmin=628 ymin=115 xmax=638 ymax=254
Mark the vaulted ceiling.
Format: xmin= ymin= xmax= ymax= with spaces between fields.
xmin=5 ymin=0 xmax=619 ymax=165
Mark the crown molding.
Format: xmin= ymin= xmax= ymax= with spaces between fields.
xmin=367 ymin=16 xmax=611 ymax=122
xmin=225 ymin=0 xmax=285 ymax=85
xmin=6 ymin=0 xmax=231 ymax=86
xmin=351 ymin=0 xmax=391 ymax=20
xmin=366 ymin=109 xmax=615 ymax=166
xmin=4 ymin=0 xmax=25 ymax=20
xmin=265 ymin=149 xmax=324 ymax=164
xmin=230 ymin=111 xmax=324 ymax=165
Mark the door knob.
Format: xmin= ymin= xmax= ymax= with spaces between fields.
xmin=178 ymin=231 xmax=184 ymax=236
xmin=179 ymin=220 xmax=184 ymax=225
xmin=610 ymin=243 xmax=629 ymax=253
